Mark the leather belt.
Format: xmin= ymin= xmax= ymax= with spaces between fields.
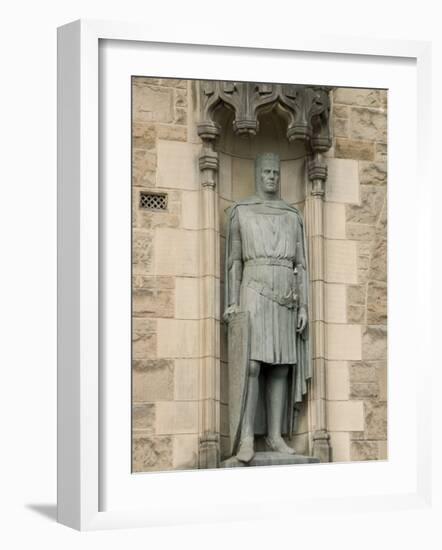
xmin=244 ymin=258 xmax=293 ymax=269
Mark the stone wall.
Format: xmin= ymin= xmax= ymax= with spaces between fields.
xmin=132 ymin=77 xmax=203 ymax=472
xmin=131 ymin=79 xmax=388 ymax=471
xmin=325 ymin=88 xmax=387 ymax=461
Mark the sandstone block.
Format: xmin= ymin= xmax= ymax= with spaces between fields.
xmin=326 ymin=324 xmax=362 ymax=361
xmin=174 ymin=359 xmax=200 ymax=400
xmin=367 ymin=281 xmax=387 ymax=324
xmin=325 ymin=158 xmax=359 ymax=204
xmin=347 ymin=305 xmax=365 ymax=324
xmin=132 ymin=318 xmax=157 ymax=360
xmin=132 ymin=275 xmax=174 ymax=290
xmin=175 ymin=277 xmax=200 ymax=319
xmin=357 ymin=264 xmax=368 ymax=284
xmin=347 ymin=285 xmax=366 ymax=306
xmin=362 ymin=325 xmax=387 ymax=360
xmin=132 ymin=229 xmax=154 ymax=274
xmin=359 ymin=242 xmax=371 ymax=256
xmin=132 ymin=403 xmax=155 ymax=431
xmin=157 ymin=319 xmax=200 ymax=358
xmin=174 ymin=107 xmax=187 ymax=125
xmin=359 ymin=161 xmax=387 ymax=185
xmin=160 ymin=78 xmax=187 ymax=88
xmin=132 ymin=435 xmax=172 ymax=472
xmin=349 ymin=361 xmax=377 ymax=383
xmin=334 ymin=88 xmax=382 ymax=108
xmin=325 ymin=202 xmax=346 ymax=239
xmin=325 ymin=284 xmax=347 ymax=323
xmin=350 ymin=107 xmax=387 ymax=142
xmin=346 ymin=223 xmax=376 ymax=242
xmin=377 ymin=362 xmax=388 ymax=401
xmin=133 ymin=77 xmax=161 ymax=86
xmin=335 ymin=139 xmax=375 ymax=161
xmin=378 ymin=439 xmax=388 ymax=459
xmin=325 ymin=240 xmax=358 ymax=284
xmin=351 ymin=440 xmax=379 ymax=461
xmin=132 ymin=359 xmax=174 ymax=402
xmin=133 ymin=149 xmax=157 ymax=187
xmin=180 ymin=190 xmax=201 ymax=230
xmin=332 ymin=104 xmax=349 ymax=118
xmin=133 ymin=287 xmax=174 ymax=318
xmin=156 ymin=124 xmax=187 ymax=142
xmin=365 ymin=401 xmax=387 ymax=439
xmin=200 ymin=229 xmax=219 ymax=278
xmin=329 ymin=432 xmax=350 ymax=462
xmin=375 ymin=143 xmax=387 ymax=162
xmin=369 ymin=237 xmax=387 ymax=283
xmin=350 ymin=382 xmax=378 ymax=398
xmin=359 ymin=255 xmax=371 ymax=273
xmin=133 ymin=123 xmax=156 ymax=150
xmin=154 ymin=228 xmax=199 ymax=276
xmin=157 ymin=140 xmax=199 ymax=190
xmin=133 ymin=83 xmax=174 ymax=123
xmin=174 ymin=88 xmax=187 ymax=109
xmin=135 ymin=196 xmax=181 ymax=230
xmin=346 ymin=185 xmax=386 ymax=224
xmin=327 ymin=400 xmax=364 ymax=431
xmin=326 ymin=361 xmax=349 ymax=400
xmin=155 ymin=401 xmax=199 ymax=434
xmin=333 ymin=118 xmax=349 ymax=138
xmin=173 ymin=434 xmax=199 ymax=469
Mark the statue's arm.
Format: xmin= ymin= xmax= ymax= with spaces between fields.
xmin=295 ymin=219 xmax=308 ymax=332
xmin=224 ymin=208 xmax=243 ymax=321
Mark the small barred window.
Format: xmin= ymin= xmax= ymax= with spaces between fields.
xmin=139 ymin=192 xmax=168 ymax=211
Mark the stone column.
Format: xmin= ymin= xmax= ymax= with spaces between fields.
xmin=197 ymin=128 xmax=221 ymax=468
xmin=305 ymin=152 xmax=331 ymax=462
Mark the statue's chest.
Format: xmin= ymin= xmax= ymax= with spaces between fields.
xmin=239 ymin=208 xmax=296 ymax=240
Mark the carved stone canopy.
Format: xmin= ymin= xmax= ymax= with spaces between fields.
xmin=197 ymin=80 xmax=332 ymax=153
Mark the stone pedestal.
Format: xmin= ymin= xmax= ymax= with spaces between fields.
xmin=220 ymin=451 xmax=319 ymax=468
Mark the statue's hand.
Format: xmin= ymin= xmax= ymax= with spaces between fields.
xmin=297 ymin=307 xmax=308 ymax=333
xmin=223 ymin=304 xmax=240 ymax=323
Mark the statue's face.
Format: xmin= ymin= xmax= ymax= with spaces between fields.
xmin=258 ymin=159 xmax=280 ymax=195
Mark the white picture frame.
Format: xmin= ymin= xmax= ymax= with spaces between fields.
xmin=57 ymin=19 xmax=433 ymax=531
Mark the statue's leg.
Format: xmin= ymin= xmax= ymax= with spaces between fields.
xmin=265 ymin=365 xmax=295 ymax=454
xmin=236 ymin=360 xmax=260 ymax=463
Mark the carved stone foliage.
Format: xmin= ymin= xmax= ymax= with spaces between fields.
xmin=197 ymin=80 xmax=332 ymax=152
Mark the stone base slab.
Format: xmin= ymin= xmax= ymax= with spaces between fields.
xmin=220 ymin=451 xmax=320 ymax=468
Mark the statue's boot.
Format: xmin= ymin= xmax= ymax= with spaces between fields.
xmin=236 ymin=437 xmax=255 ymax=463
xmin=265 ymin=435 xmax=296 ymax=455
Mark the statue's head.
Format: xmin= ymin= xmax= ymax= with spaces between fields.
xmin=255 ymin=152 xmax=280 ymax=197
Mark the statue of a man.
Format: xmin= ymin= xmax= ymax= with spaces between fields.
xmin=224 ymin=152 xmax=311 ymax=463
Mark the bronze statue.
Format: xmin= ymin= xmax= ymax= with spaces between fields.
xmin=224 ymin=152 xmax=311 ymax=463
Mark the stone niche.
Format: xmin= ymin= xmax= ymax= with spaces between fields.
xmin=197 ymin=80 xmax=334 ymax=466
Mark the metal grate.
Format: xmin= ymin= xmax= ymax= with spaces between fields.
xmin=139 ymin=192 xmax=168 ymax=211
